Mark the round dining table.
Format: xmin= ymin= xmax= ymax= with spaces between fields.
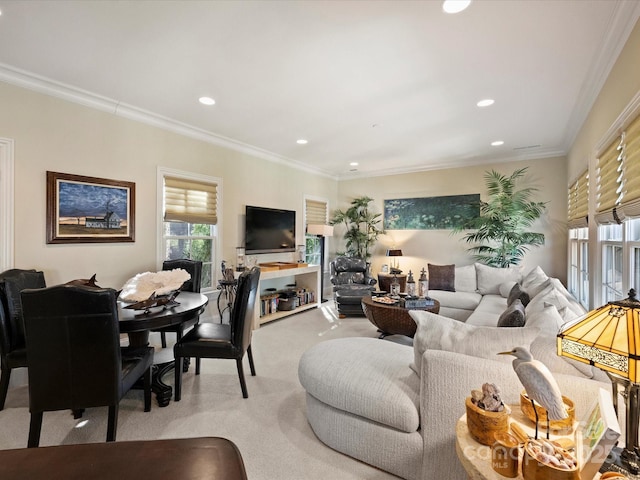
xmin=118 ymin=291 xmax=209 ymax=407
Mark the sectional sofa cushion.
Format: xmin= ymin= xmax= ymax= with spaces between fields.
xmin=409 ymin=310 xmax=539 ymax=375
xmin=428 ymin=264 xmax=455 ymax=291
xmin=426 ymin=290 xmax=482 ymax=311
xmin=453 ymin=264 xmax=477 ymax=293
xmin=465 ymin=295 xmax=508 ymax=326
xmin=298 ymin=337 xmax=420 ymax=433
xmin=475 ymin=263 xmax=523 ymax=295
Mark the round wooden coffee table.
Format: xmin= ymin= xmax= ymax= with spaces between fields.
xmin=361 ymin=296 xmax=440 ymax=338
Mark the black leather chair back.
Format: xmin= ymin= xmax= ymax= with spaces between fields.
xmin=0 ymin=269 xmax=46 ymax=352
xmin=162 ymin=259 xmax=203 ymax=293
xmin=230 ymin=267 xmax=260 ymax=354
xmin=21 ymin=284 xmax=123 ymax=413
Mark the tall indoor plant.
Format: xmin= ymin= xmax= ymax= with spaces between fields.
xmin=455 ymin=167 xmax=547 ymax=267
xmin=330 ymin=196 xmax=384 ymax=261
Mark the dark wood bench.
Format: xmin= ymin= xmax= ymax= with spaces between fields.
xmin=0 ymin=437 xmax=247 ymax=480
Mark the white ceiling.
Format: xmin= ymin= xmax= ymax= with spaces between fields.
xmin=0 ymin=0 xmax=639 ymax=180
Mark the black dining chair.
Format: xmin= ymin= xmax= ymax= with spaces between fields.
xmin=174 ymin=266 xmax=260 ymax=400
xmin=151 ymin=259 xmax=203 ymax=349
xmin=0 ymin=269 xmax=46 ymax=411
xmin=21 ymin=284 xmax=154 ymax=447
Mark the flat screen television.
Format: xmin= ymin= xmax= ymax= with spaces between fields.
xmin=245 ymin=205 xmax=296 ymax=254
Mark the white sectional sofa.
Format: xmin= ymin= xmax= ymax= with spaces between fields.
xmin=298 ymin=264 xmax=609 ymax=480
xmin=427 ymin=263 xmax=583 ymax=326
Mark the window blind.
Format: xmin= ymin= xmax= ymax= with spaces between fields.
xmin=619 ymin=113 xmax=640 ymax=219
xmin=568 ymin=170 xmax=588 ymax=228
xmin=305 ymin=199 xmax=328 ymax=226
xmin=164 ymin=176 xmax=218 ymax=224
xmin=595 ymin=136 xmax=624 ymax=225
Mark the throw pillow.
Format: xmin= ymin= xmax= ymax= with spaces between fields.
xmin=409 ymin=310 xmax=539 ymax=375
xmin=428 ymin=264 xmax=455 ymax=292
xmin=497 ymin=299 xmax=526 ymax=327
xmin=507 ymin=283 xmax=530 ymax=307
xmin=525 ymin=283 xmax=584 ymax=318
xmin=475 ymin=263 xmax=522 ymax=295
xmin=521 ymin=266 xmax=549 ymax=298
xmin=525 ymin=303 xmax=565 ymax=333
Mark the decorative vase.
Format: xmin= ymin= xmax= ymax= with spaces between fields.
xmin=522 ymin=439 xmax=579 ymax=480
xmin=465 ymin=396 xmax=511 ymax=446
xmin=520 ymin=390 xmax=575 ymax=433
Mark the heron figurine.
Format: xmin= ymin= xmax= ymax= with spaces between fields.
xmin=498 ymin=346 xmax=567 ymax=439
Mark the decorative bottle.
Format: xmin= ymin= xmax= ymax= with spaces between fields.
xmin=390 ymin=274 xmax=401 ymax=298
xmin=418 ymin=268 xmax=429 ymax=298
xmin=406 ymin=270 xmax=416 ymax=297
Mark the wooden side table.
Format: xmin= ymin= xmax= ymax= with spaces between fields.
xmin=377 ymin=273 xmax=407 ymax=293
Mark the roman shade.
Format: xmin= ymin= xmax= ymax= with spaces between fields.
xmin=618 ymin=113 xmax=640 ymax=220
xmin=567 ymin=170 xmax=588 ymax=228
xmin=164 ymin=176 xmax=218 ymax=224
xmin=595 ymin=135 xmax=623 ymax=225
xmin=595 ymin=110 xmax=640 ymax=224
xmin=305 ymin=198 xmax=328 ymax=227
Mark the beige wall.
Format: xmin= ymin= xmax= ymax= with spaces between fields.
xmin=567 ymin=19 xmax=640 ymax=182
xmin=336 ymin=156 xmax=568 ymax=282
xmin=0 ymin=82 xmax=337 ymax=289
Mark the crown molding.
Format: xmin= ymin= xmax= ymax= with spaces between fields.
xmin=0 ymin=63 xmax=337 ymax=181
xmin=562 ymin=1 xmax=640 ymax=151
xmin=336 ymin=148 xmax=566 ymax=181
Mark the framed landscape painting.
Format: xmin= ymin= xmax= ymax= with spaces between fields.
xmin=46 ymin=171 xmax=135 ymax=244
xmin=384 ymin=194 xmax=480 ymax=230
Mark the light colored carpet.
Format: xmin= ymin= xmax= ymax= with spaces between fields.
xmin=0 ymin=303 xmax=400 ymax=480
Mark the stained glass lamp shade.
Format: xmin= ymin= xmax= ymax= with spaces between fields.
xmin=557 ymin=289 xmax=640 ymax=474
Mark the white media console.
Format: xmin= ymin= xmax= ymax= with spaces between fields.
xmin=251 ymin=264 xmax=321 ymax=328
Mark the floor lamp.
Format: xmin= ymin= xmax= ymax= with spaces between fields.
xmin=306 ymin=224 xmax=334 ymax=303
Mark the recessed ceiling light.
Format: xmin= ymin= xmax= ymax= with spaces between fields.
xmin=477 ymin=99 xmax=495 ymax=107
xmin=350 ymin=162 xmax=359 ymax=166
xmin=198 ymin=96 xmax=215 ymax=106
xmin=491 ymin=141 xmax=505 ymax=146
xmin=442 ymin=0 xmax=471 ymax=14
xmin=296 ymin=139 xmax=308 ymax=145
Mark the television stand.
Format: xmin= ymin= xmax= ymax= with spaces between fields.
xmin=249 ymin=264 xmax=321 ymax=328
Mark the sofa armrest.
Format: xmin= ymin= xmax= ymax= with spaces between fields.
xmin=419 ymin=349 xmax=610 ymax=480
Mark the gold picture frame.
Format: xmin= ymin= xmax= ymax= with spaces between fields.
xmin=46 ymin=171 xmax=135 ymax=244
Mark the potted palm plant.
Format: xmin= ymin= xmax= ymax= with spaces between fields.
xmin=330 ymin=196 xmax=384 ymax=261
xmin=454 ymin=167 xmax=547 ymax=267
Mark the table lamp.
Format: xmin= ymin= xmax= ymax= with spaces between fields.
xmin=306 ymin=224 xmax=334 ymax=302
xmin=557 ymin=289 xmax=640 ymax=474
xmin=386 ymin=249 xmax=403 ymax=274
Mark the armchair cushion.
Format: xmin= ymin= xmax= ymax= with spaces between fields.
xmin=330 ymin=257 xmax=376 ymax=288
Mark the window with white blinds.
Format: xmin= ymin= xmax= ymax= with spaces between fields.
xmin=568 ymin=170 xmax=588 ymax=228
xmin=304 ymin=198 xmax=328 ymax=226
xmin=164 ymin=176 xmax=218 ymax=224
